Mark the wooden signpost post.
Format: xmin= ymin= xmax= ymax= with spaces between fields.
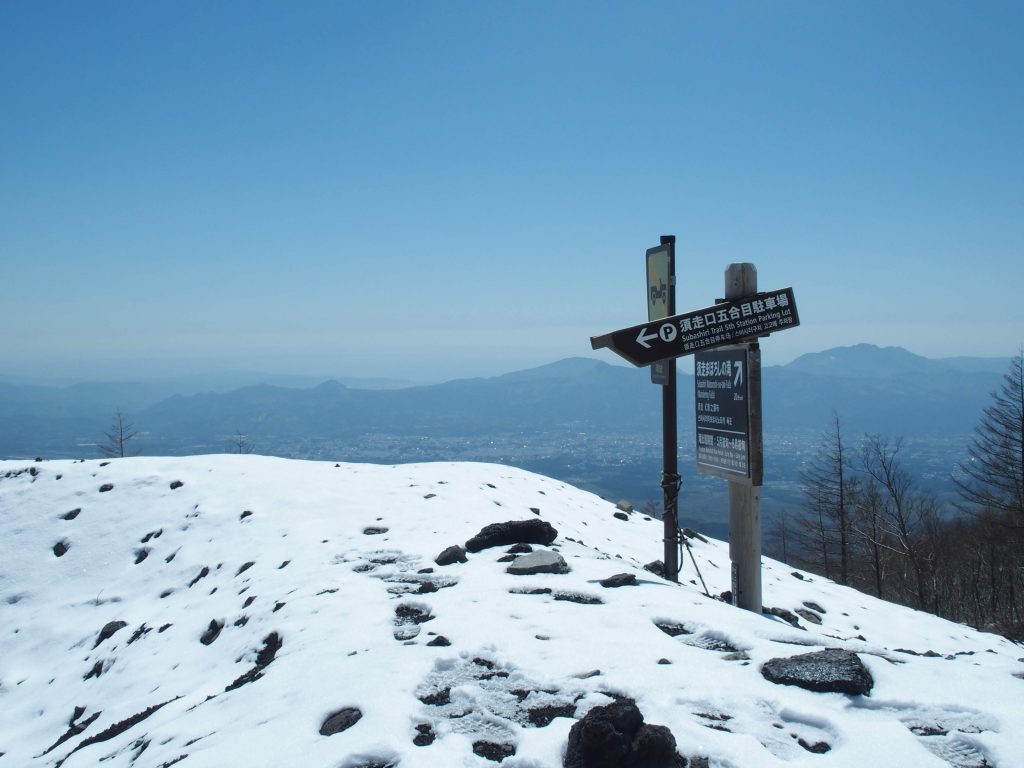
xmin=590 ymin=249 xmax=799 ymax=613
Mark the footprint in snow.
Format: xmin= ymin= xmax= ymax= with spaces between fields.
xmin=346 ymin=548 xmax=459 ymax=594
xmin=851 ymin=700 xmax=998 ymax=768
xmin=393 ymin=602 xmax=434 ymax=641
xmin=414 ymin=653 xmax=584 ymax=756
xmin=689 ymin=699 xmax=838 ymax=760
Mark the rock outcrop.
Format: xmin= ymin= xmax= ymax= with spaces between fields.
xmin=506 ymin=550 xmax=569 ymax=575
xmin=465 ymin=519 xmax=557 ymax=553
xmin=760 ymin=648 xmax=873 ymax=695
xmin=564 ymin=699 xmax=679 ymax=768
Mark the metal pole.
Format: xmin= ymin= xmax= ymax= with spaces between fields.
xmin=724 ymin=263 xmax=762 ymax=612
xmin=661 ymin=235 xmax=680 ymax=582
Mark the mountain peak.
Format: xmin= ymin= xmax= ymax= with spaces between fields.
xmin=493 ymin=356 xmax=619 ymax=382
xmin=785 ymin=344 xmax=947 ymax=377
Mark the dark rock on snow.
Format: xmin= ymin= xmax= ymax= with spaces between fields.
xmin=613 ymin=511 xmax=630 ymax=521
xmin=528 ymin=702 xmax=577 ymax=726
xmin=465 ymin=519 xmax=557 ymax=553
xmin=57 ymin=698 xmax=178 ymax=765
xmin=795 ymin=608 xmax=823 ymax=625
xmin=418 ymin=688 xmax=451 ymax=706
xmin=763 ymin=606 xmax=802 ymax=628
xmin=413 ymin=723 xmax=436 ymax=746
xmin=761 ymin=648 xmax=874 ymax=695
xmin=83 ymin=660 xmax=105 ymax=680
xmin=319 ymin=707 xmax=362 ymax=736
xmin=654 ymin=621 xmax=692 ymax=637
xmin=506 ymin=550 xmax=569 ymax=576
xmin=395 ymin=604 xmax=433 ymax=625
xmin=553 ymin=591 xmax=603 ymax=604
xmin=644 ymin=560 xmax=665 ymax=578
xmin=38 ymin=707 xmax=101 ymax=756
xmin=434 ymin=545 xmax=468 ymax=566
xmin=799 ymin=738 xmax=832 ymax=753
xmin=188 ymin=566 xmax=210 ymax=588
xmin=224 ymin=631 xmax=283 ymax=691
xmin=53 ymin=540 xmax=70 ymax=557
xmin=127 ymin=624 xmax=151 ymax=644
xmin=600 ymin=573 xmax=637 ymax=588
xmin=200 ymin=620 xmax=224 ymax=646
xmin=94 ymin=620 xmax=128 ymax=648
xmin=564 ymin=699 xmax=679 ymax=768
xmin=473 ymin=740 xmax=516 ymax=762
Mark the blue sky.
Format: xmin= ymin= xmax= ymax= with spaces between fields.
xmin=2 ymin=1 xmax=1021 ymax=382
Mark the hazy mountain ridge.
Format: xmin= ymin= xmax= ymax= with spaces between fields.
xmin=1 ymin=345 xmax=1007 ymax=460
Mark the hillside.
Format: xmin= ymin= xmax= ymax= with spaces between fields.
xmin=1 ymin=456 xmax=1022 ymax=767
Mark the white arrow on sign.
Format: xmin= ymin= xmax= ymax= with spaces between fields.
xmin=734 ymin=360 xmax=744 ymax=388
xmin=636 ymin=327 xmax=658 ymax=349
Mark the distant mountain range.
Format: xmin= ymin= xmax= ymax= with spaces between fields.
xmin=0 ymin=344 xmax=1012 ymax=460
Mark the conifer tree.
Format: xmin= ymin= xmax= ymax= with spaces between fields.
xmin=955 ymin=351 xmax=1024 ymax=531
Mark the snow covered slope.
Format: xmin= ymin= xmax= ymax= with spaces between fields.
xmin=1 ymin=456 xmax=1021 ymax=768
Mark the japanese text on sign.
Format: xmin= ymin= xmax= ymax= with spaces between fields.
xmin=695 ymin=347 xmax=751 ymax=481
xmin=589 ymin=287 xmax=798 ymax=367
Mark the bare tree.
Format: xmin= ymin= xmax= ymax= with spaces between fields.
xmin=770 ymin=508 xmax=791 ymax=565
xmin=233 ymin=430 xmax=254 ymax=454
xmin=99 ymin=409 xmax=138 ymax=458
xmin=859 ymin=435 xmax=937 ymax=610
xmin=795 ymin=415 xmax=856 ymax=584
xmin=850 ymin=478 xmax=888 ymax=598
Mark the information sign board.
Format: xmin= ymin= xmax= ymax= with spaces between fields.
xmin=695 ymin=345 xmax=763 ymax=484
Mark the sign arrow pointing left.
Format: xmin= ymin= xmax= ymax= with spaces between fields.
xmin=636 ymin=327 xmax=658 ymax=349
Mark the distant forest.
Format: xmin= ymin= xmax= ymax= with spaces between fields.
xmin=770 ymin=352 xmax=1024 ymax=640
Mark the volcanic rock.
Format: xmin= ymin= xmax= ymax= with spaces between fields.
xmin=465 ymin=519 xmax=557 ymax=553
xmin=434 ymin=545 xmax=467 ymax=566
xmin=506 ymin=550 xmax=569 ymax=576
xmin=564 ymin=699 xmax=679 ymax=768
xmin=761 ymin=648 xmax=873 ymax=695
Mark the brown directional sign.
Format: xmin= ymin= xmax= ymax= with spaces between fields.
xmin=590 ymin=287 xmax=799 ymax=366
